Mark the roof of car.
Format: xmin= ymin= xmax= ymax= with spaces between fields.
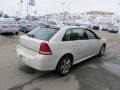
xmin=39 ymin=24 xmax=93 ymax=30
xmin=56 ymin=25 xmax=92 ymax=30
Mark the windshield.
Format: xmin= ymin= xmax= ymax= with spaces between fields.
xmin=27 ymin=27 xmax=59 ymax=41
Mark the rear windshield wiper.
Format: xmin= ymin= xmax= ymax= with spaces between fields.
xmin=27 ymin=34 xmax=34 ymax=38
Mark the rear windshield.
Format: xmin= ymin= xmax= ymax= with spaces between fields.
xmin=0 ymin=20 xmax=16 ymax=24
xmin=27 ymin=27 xmax=59 ymax=41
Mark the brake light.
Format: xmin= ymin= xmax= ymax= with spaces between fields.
xmin=39 ymin=42 xmax=52 ymax=55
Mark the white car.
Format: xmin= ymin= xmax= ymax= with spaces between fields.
xmin=0 ymin=18 xmax=19 ymax=34
xmin=108 ymin=26 xmax=119 ymax=33
xmin=16 ymin=26 xmax=106 ymax=76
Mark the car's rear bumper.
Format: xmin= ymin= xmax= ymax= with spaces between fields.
xmin=16 ymin=44 xmax=57 ymax=71
xmin=108 ymin=30 xmax=119 ymax=33
xmin=1 ymin=28 xmax=19 ymax=33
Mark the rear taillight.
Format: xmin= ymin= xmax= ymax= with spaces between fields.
xmin=39 ymin=42 xmax=52 ymax=55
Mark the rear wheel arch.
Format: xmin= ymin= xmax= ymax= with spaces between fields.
xmin=102 ymin=43 xmax=106 ymax=47
xmin=56 ymin=53 xmax=74 ymax=68
xmin=55 ymin=53 xmax=74 ymax=76
xmin=62 ymin=53 xmax=73 ymax=63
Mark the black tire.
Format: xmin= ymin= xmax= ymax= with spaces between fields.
xmin=56 ymin=55 xmax=73 ymax=76
xmin=23 ymin=28 xmax=27 ymax=33
xmin=98 ymin=44 xmax=106 ymax=56
xmin=15 ymin=32 xmax=19 ymax=35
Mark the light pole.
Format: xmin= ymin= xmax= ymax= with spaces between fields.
xmin=20 ymin=0 xmax=23 ymax=18
xmin=61 ymin=2 xmax=66 ymax=13
xmin=68 ymin=2 xmax=71 ymax=21
xmin=16 ymin=0 xmax=20 ymax=17
xmin=118 ymin=3 xmax=120 ymax=33
xmin=27 ymin=0 xmax=29 ymax=17
xmin=68 ymin=2 xmax=71 ymax=13
xmin=61 ymin=2 xmax=66 ymax=21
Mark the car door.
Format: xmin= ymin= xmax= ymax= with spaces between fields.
xmin=62 ymin=29 xmax=79 ymax=62
xmin=70 ymin=28 xmax=86 ymax=62
xmin=62 ymin=28 xmax=91 ymax=64
xmin=84 ymin=29 xmax=101 ymax=56
xmin=70 ymin=28 xmax=95 ymax=63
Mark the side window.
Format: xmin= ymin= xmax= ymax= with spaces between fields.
xmin=62 ymin=30 xmax=71 ymax=41
xmin=62 ymin=28 xmax=86 ymax=41
xmin=85 ymin=29 xmax=97 ymax=39
xmin=70 ymin=28 xmax=85 ymax=40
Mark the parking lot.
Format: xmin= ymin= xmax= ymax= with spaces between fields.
xmin=0 ymin=31 xmax=120 ymax=90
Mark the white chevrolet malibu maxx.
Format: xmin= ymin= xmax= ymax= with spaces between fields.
xmin=16 ymin=25 xmax=106 ymax=75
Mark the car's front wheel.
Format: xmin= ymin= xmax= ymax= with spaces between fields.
xmin=56 ymin=55 xmax=73 ymax=76
xmin=99 ymin=45 xmax=106 ymax=56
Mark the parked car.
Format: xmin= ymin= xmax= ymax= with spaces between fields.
xmin=79 ymin=23 xmax=92 ymax=28
xmin=99 ymin=24 xmax=109 ymax=31
xmin=62 ymin=21 xmax=75 ymax=26
xmin=18 ymin=20 xmax=39 ymax=33
xmin=47 ymin=21 xmax=57 ymax=25
xmin=0 ymin=18 xmax=19 ymax=34
xmin=108 ymin=26 xmax=119 ymax=33
xmin=92 ymin=24 xmax=100 ymax=30
xmin=99 ymin=22 xmax=114 ymax=31
xmin=16 ymin=26 xmax=106 ymax=76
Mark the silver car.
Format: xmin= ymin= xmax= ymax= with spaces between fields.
xmin=18 ymin=20 xmax=39 ymax=33
xmin=0 ymin=18 xmax=19 ymax=35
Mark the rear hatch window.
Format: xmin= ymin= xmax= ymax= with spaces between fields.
xmin=1 ymin=20 xmax=16 ymax=24
xmin=27 ymin=27 xmax=59 ymax=41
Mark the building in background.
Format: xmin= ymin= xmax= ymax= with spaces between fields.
xmin=87 ymin=11 xmax=114 ymax=17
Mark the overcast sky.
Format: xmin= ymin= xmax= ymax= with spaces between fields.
xmin=0 ymin=0 xmax=120 ymax=16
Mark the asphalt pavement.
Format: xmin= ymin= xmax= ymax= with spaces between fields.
xmin=0 ymin=31 xmax=120 ymax=90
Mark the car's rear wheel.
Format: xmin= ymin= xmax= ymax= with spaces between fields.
xmin=15 ymin=32 xmax=19 ymax=35
xmin=23 ymin=28 xmax=27 ymax=33
xmin=99 ymin=45 xmax=106 ymax=56
xmin=56 ymin=55 xmax=72 ymax=76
